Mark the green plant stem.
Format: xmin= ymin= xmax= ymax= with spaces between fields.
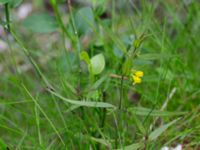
xmin=50 ymin=0 xmax=72 ymax=73
xmin=101 ymin=91 xmax=107 ymax=129
xmin=96 ymin=91 xmax=107 ymax=150
xmin=111 ymin=0 xmax=115 ymax=32
xmin=119 ymin=76 xmax=124 ymax=110
xmin=5 ymin=3 xmax=10 ymax=32
xmin=11 ymin=31 xmax=46 ymax=81
xmin=67 ymin=0 xmax=82 ymax=97
xmin=50 ymin=0 xmax=70 ymax=38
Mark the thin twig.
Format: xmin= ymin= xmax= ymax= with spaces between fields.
xmin=109 ymin=74 xmax=129 ymax=80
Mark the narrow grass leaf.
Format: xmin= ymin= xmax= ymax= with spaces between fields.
xmin=64 ymin=105 xmax=81 ymax=113
xmin=34 ymin=103 xmax=42 ymax=146
xmin=116 ymin=143 xmax=144 ymax=150
xmin=49 ymin=90 xmax=115 ymax=108
xmin=132 ymin=114 xmax=146 ymax=135
xmin=0 ymin=125 xmax=22 ymax=135
xmin=0 ymin=100 xmax=32 ymax=105
xmin=90 ymin=137 xmax=112 ymax=148
xmin=138 ymin=53 xmax=173 ymax=60
xmin=129 ymin=107 xmax=187 ymax=117
xmin=149 ymin=118 xmax=180 ymax=141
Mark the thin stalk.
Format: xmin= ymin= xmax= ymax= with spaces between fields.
xmin=67 ymin=0 xmax=82 ymax=97
xmin=96 ymin=91 xmax=107 ymax=150
xmin=50 ymin=0 xmax=70 ymax=38
xmin=111 ymin=0 xmax=115 ymax=32
xmin=118 ymin=76 xmax=124 ymax=109
xmin=11 ymin=31 xmax=50 ymax=86
xmin=99 ymin=92 xmax=107 ymax=132
xmin=50 ymin=0 xmax=72 ymax=73
xmin=5 ymin=3 xmax=10 ymax=32
xmin=113 ymin=111 xmax=123 ymax=149
xmin=34 ymin=100 xmax=42 ymax=146
xmin=101 ymin=91 xmax=107 ymax=130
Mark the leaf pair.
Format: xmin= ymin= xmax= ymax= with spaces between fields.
xmin=80 ymin=51 xmax=105 ymax=75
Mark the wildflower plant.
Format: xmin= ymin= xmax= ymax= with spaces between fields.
xmin=116 ymin=34 xmax=146 ymax=110
xmin=1 ymin=0 xmax=196 ymax=149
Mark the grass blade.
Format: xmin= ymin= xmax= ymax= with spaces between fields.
xmin=116 ymin=143 xmax=144 ymax=150
xmin=49 ymin=90 xmax=116 ymax=108
xmin=128 ymin=107 xmax=187 ymax=117
xmin=22 ymin=85 xmax=65 ymax=145
xmin=149 ymin=118 xmax=180 ymax=141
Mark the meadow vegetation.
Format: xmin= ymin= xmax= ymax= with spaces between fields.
xmin=0 ymin=0 xmax=200 ymax=149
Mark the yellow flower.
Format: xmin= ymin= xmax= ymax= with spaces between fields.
xmin=132 ymin=75 xmax=142 ymax=84
xmin=130 ymin=70 xmax=144 ymax=85
xmin=135 ymin=71 xmax=144 ymax=77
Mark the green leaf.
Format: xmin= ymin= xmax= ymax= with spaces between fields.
xmin=91 ymin=53 xmax=105 ymax=75
xmin=49 ymin=90 xmax=115 ymax=108
xmin=128 ymin=107 xmax=187 ymax=117
xmin=149 ymin=118 xmax=180 ymax=141
xmin=74 ymin=7 xmax=95 ymax=35
xmin=23 ymin=13 xmax=58 ymax=33
xmin=117 ymin=143 xmax=144 ymax=150
xmin=80 ymin=51 xmax=90 ymax=65
xmin=0 ymin=0 xmax=11 ymax=4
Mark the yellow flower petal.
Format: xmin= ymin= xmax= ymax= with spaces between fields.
xmin=135 ymin=71 xmax=144 ymax=77
xmin=132 ymin=75 xmax=142 ymax=84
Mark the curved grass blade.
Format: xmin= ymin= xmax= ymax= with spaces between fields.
xmin=128 ymin=107 xmax=187 ymax=117
xmin=49 ymin=90 xmax=116 ymax=108
xmin=149 ymin=118 xmax=180 ymax=141
xmin=116 ymin=142 xmax=144 ymax=150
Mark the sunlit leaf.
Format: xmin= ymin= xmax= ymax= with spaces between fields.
xmin=91 ymin=53 xmax=105 ymax=75
xmin=80 ymin=51 xmax=90 ymax=65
